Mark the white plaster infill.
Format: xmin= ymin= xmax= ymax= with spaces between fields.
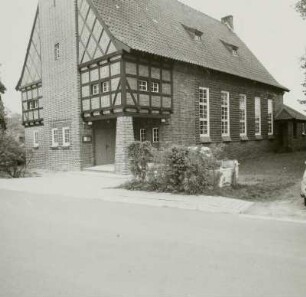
xmin=0 ymin=172 xmax=253 ymax=215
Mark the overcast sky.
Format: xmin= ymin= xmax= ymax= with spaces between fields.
xmin=0 ymin=0 xmax=305 ymax=113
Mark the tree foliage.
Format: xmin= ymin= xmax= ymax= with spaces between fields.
xmin=296 ymin=0 xmax=306 ymax=104
xmin=0 ymin=97 xmax=6 ymax=131
xmin=296 ymin=0 xmax=306 ymax=19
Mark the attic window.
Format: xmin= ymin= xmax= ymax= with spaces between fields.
xmin=182 ymin=24 xmax=203 ymax=41
xmin=221 ymin=40 xmax=239 ymax=57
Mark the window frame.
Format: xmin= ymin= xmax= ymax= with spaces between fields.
xmin=139 ymin=80 xmax=148 ymax=92
xmin=221 ymin=91 xmax=230 ymax=137
xmin=152 ymin=127 xmax=159 ymax=143
xmin=51 ymin=128 xmax=59 ymax=148
xmin=199 ymin=87 xmax=210 ymax=137
xmin=101 ymin=81 xmax=110 ymax=93
xmin=54 ymin=43 xmax=60 ymax=60
xmin=62 ymin=127 xmax=71 ymax=147
xmin=239 ymin=94 xmax=247 ymax=137
xmin=151 ymin=81 xmax=160 ymax=93
xmin=255 ymin=97 xmax=262 ymax=136
xmin=140 ymin=129 xmax=146 ymax=142
xmin=267 ymin=99 xmax=274 ymax=136
xmin=91 ymin=83 xmax=100 ymax=95
xmin=33 ymin=131 xmax=39 ymax=148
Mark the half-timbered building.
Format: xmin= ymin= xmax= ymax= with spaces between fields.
xmin=17 ymin=0 xmax=294 ymax=173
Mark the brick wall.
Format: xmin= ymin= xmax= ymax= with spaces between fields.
xmin=25 ymin=126 xmax=47 ymax=169
xmin=36 ymin=0 xmax=84 ymax=171
xmin=160 ymin=62 xmax=284 ymax=159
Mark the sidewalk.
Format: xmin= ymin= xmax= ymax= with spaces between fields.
xmin=0 ymin=171 xmax=253 ymax=215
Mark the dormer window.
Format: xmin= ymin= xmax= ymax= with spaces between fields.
xmin=182 ymin=24 xmax=203 ymax=41
xmin=221 ymin=40 xmax=239 ymax=57
xmin=232 ymin=48 xmax=238 ymax=56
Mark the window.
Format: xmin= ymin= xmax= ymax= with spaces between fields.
xmin=91 ymin=84 xmax=99 ymax=95
xmin=199 ymin=87 xmax=210 ymax=137
xmin=268 ymin=99 xmax=274 ymax=135
xmin=54 ymin=43 xmax=60 ymax=60
xmin=239 ymin=94 xmax=247 ymax=136
xmin=139 ymin=80 xmax=148 ymax=92
xmin=151 ymin=82 xmax=160 ymax=93
xmin=140 ymin=129 xmax=146 ymax=142
xmin=302 ymin=123 xmax=306 ymax=135
xmin=255 ymin=97 xmax=261 ymax=136
xmin=232 ymin=49 xmax=238 ymax=56
xmin=221 ymin=91 xmax=230 ymax=137
xmin=62 ymin=127 xmax=71 ymax=147
xmin=27 ymin=100 xmax=38 ymax=110
xmin=152 ymin=128 xmax=159 ymax=143
xmin=293 ymin=122 xmax=298 ymax=139
xmin=51 ymin=128 xmax=59 ymax=147
xmin=102 ymin=81 xmax=110 ymax=93
xmin=33 ymin=131 xmax=39 ymax=148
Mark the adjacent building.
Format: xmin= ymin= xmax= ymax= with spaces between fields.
xmin=17 ymin=0 xmax=303 ymax=174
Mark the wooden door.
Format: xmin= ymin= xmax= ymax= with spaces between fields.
xmin=94 ymin=120 xmax=116 ymax=165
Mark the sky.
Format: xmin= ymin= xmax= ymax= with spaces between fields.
xmin=0 ymin=0 xmax=305 ymax=114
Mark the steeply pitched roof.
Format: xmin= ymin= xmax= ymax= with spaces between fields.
xmin=0 ymin=81 xmax=6 ymax=94
xmin=90 ymin=0 xmax=288 ymax=91
xmin=275 ymin=105 xmax=306 ymax=121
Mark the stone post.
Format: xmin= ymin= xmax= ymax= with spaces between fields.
xmin=115 ymin=116 xmax=134 ymax=174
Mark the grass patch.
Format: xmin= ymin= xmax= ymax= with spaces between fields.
xmin=122 ymin=151 xmax=306 ymax=202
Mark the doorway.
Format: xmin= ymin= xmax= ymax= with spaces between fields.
xmin=94 ymin=120 xmax=116 ymax=165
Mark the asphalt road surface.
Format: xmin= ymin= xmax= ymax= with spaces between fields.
xmin=1 ymin=189 xmax=306 ymax=297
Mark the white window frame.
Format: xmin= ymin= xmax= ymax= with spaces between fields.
xmin=33 ymin=131 xmax=39 ymax=148
xmin=51 ymin=128 xmax=59 ymax=147
xmin=91 ymin=84 xmax=99 ymax=95
xmin=268 ymin=99 xmax=274 ymax=136
xmin=139 ymin=80 xmax=148 ymax=92
xmin=199 ymin=87 xmax=210 ymax=137
xmin=62 ymin=127 xmax=71 ymax=147
xmin=151 ymin=82 xmax=160 ymax=93
xmin=152 ymin=128 xmax=159 ymax=143
xmin=239 ymin=94 xmax=247 ymax=137
xmin=140 ymin=129 xmax=146 ymax=142
xmin=102 ymin=81 xmax=110 ymax=93
xmin=255 ymin=97 xmax=261 ymax=136
xmin=54 ymin=43 xmax=60 ymax=60
xmin=221 ymin=91 xmax=230 ymax=137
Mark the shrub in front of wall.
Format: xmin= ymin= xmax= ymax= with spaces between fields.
xmin=0 ymin=132 xmax=32 ymax=178
xmin=127 ymin=141 xmax=155 ymax=181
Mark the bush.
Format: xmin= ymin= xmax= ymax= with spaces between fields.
xmin=126 ymin=142 xmax=222 ymax=194
xmin=0 ymin=132 xmax=32 ymax=178
xmin=127 ymin=141 xmax=155 ymax=181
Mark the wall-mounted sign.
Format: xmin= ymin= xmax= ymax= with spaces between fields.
xmin=82 ymin=135 xmax=92 ymax=143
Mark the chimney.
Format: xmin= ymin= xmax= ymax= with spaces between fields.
xmin=221 ymin=15 xmax=234 ymax=31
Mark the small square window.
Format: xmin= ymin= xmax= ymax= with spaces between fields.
xmin=151 ymin=82 xmax=160 ymax=93
xmin=139 ymin=80 xmax=148 ymax=92
xmin=232 ymin=49 xmax=238 ymax=56
xmin=54 ymin=43 xmax=60 ymax=60
xmin=140 ymin=129 xmax=146 ymax=142
xmin=152 ymin=128 xmax=159 ymax=143
xmin=33 ymin=131 xmax=39 ymax=148
xmin=51 ymin=128 xmax=59 ymax=147
xmin=102 ymin=81 xmax=110 ymax=93
xmin=62 ymin=127 xmax=71 ymax=147
xmin=91 ymin=84 xmax=99 ymax=95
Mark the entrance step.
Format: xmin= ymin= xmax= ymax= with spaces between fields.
xmin=84 ymin=164 xmax=115 ymax=174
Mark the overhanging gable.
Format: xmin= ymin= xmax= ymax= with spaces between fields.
xmin=16 ymin=8 xmax=42 ymax=90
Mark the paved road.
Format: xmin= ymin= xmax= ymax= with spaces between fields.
xmin=1 ymin=189 xmax=306 ymax=297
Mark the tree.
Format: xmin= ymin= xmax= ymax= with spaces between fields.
xmin=296 ymin=0 xmax=306 ymax=19
xmin=0 ymin=81 xmax=7 ymax=131
xmin=296 ymin=1 xmax=306 ymax=104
